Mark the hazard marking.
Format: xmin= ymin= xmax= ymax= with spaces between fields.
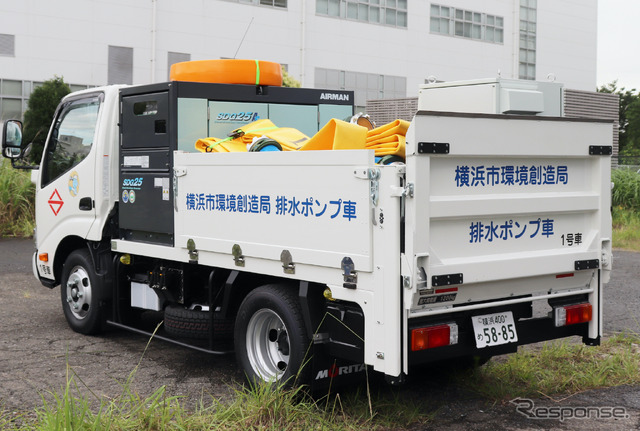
xmin=48 ymin=189 xmax=64 ymax=216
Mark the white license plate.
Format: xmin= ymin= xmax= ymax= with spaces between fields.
xmin=471 ymin=311 xmax=518 ymax=348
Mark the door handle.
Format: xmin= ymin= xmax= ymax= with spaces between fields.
xmin=79 ymin=197 xmax=93 ymax=211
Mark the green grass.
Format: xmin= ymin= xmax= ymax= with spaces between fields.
xmin=0 ymin=370 xmax=426 ymax=430
xmin=463 ymin=333 xmax=640 ymax=401
xmin=2 ymin=334 xmax=640 ymax=430
xmin=612 ymin=206 xmax=640 ymax=251
xmin=611 ymin=168 xmax=640 ymax=250
xmin=0 ymin=159 xmax=35 ymax=237
xmin=612 ymin=168 xmax=640 ymax=211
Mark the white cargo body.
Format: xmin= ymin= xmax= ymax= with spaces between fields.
xmin=114 ymin=109 xmax=613 ymax=379
xmin=2 ymin=70 xmax=612 ymax=388
xmin=403 ymin=111 xmax=611 ymax=368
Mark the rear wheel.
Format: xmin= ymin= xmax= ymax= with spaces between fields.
xmin=61 ymin=249 xmax=105 ymax=334
xmin=235 ymin=284 xmax=310 ymax=386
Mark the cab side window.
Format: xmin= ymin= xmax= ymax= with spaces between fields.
xmin=41 ymin=96 xmax=101 ymax=187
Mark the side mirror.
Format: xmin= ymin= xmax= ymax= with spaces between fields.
xmin=2 ymin=120 xmax=23 ymax=159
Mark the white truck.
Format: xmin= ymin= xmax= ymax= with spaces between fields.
xmin=2 ymin=68 xmax=613 ymax=389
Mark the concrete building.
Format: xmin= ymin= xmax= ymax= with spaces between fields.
xmin=0 ymin=0 xmax=597 ymax=120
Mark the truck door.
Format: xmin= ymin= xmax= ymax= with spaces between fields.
xmin=118 ymin=91 xmax=174 ymax=245
xmin=35 ymin=93 xmax=102 ymax=274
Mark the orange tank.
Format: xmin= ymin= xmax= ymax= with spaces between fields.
xmin=170 ymin=59 xmax=283 ymax=86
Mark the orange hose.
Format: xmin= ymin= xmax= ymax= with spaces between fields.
xmin=170 ymin=59 xmax=282 ymax=86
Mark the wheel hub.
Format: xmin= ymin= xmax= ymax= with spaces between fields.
xmin=246 ymin=309 xmax=290 ymax=381
xmin=66 ymin=267 xmax=92 ymax=320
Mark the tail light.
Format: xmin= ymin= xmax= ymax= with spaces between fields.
xmin=554 ymin=303 xmax=592 ymax=327
xmin=411 ymin=323 xmax=458 ymax=351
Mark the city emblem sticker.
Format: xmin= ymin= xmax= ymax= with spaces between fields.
xmin=48 ymin=189 xmax=64 ymax=216
xmin=68 ymin=171 xmax=79 ymax=197
xmin=122 ymin=190 xmax=129 ymax=204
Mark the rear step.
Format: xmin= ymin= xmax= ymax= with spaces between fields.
xmin=106 ymin=320 xmax=233 ymax=355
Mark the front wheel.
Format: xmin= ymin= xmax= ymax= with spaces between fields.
xmin=234 ymin=284 xmax=310 ymax=386
xmin=60 ymin=249 xmax=106 ymax=335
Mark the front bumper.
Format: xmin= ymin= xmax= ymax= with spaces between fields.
xmin=32 ymin=251 xmax=57 ymax=289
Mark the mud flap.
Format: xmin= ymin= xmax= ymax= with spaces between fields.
xmin=308 ymin=301 xmax=368 ymax=393
xmin=308 ymin=342 xmax=369 ymax=394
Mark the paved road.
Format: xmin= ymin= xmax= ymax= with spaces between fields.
xmin=0 ymin=238 xmax=241 ymax=415
xmin=0 ymin=238 xmax=638 ymax=430
xmin=603 ymin=251 xmax=640 ymax=335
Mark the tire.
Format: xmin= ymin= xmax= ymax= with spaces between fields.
xmin=235 ymin=284 xmax=311 ymax=386
xmin=60 ymin=249 xmax=106 ymax=335
xmin=164 ymin=304 xmax=234 ymax=340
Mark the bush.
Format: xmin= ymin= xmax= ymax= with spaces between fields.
xmin=612 ymin=168 xmax=640 ymax=210
xmin=0 ymin=159 xmax=35 ymax=237
xmin=282 ymin=69 xmax=301 ymax=88
xmin=23 ymin=76 xmax=71 ymax=163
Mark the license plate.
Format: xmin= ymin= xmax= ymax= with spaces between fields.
xmin=471 ymin=311 xmax=518 ymax=348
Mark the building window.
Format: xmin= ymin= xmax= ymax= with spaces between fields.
xmin=108 ymin=46 xmax=134 ymax=85
xmin=223 ymin=0 xmax=287 ymax=7
xmin=0 ymin=34 xmax=15 ymax=57
xmin=69 ymin=84 xmax=91 ymax=92
xmin=168 ymin=52 xmax=191 ymax=80
xmin=0 ymin=79 xmax=22 ymax=121
xmin=316 ymin=0 xmax=408 ymax=28
xmin=519 ymin=0 xmax=536 ymax=80
xmin=259 ymin=0 xmax=287 ymax=6
xmin=1 ymin=80 xmax=22 ymax=97
xmin=315 ymin=67 xmax=406 ymax=111
xmin=430 ymin=4 xmax=503 ymax=43
xmin=0 ymin=99 xmax=22 ymax=121
xmin=0 ymin=80 xmax=90 ymax=121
